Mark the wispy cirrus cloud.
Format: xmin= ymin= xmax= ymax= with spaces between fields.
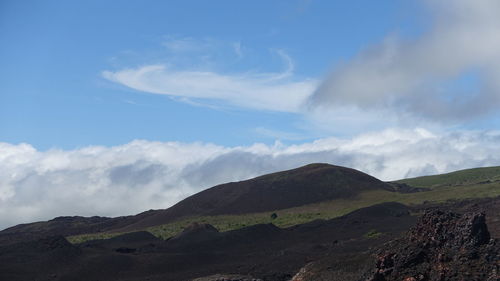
xmin=103 ymin=36 xmax=319 ymax=112
xmin=2 ymin=128 xmax=500 ymax=229
xmin=103 ymin=49 xmax=318 ymax=112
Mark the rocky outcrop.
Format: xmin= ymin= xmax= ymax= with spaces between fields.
xmin=290 ymin=253 xmax=373 ymax=281
xmin=365 ymin=210 xmax=499 ymax=281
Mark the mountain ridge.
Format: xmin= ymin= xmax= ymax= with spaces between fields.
xmin=2 ymin=163 xmax=500 ymax=243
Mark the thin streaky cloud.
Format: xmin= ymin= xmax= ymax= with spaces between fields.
xmin=102 ymin=49 xmax=318 ymax=113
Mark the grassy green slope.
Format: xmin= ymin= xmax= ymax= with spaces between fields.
xmin=395 ymin=166 xmax=500 ymax=188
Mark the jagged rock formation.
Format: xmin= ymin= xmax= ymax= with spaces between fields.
xmin=365 ymin=210 xmax=499 ymax=281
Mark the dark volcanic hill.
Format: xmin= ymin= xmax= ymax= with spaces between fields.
xmin=117 ymin=163 xmax=396 ymax=231
xmin=0 ymin=216 xmax=129 ymax=246
xmin=0 ymin=163 xmax=404 ymax=242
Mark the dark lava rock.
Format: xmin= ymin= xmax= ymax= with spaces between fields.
xmin=172 ymin=222 xmax=219 ymax=239
xmin=343 ymin=202 xmax=410 ymax=220
xmin=364 ymin=210 xmax=499 ymax=281
xmin=168 ymin=222 xmax=221 ymax=246
xmin=0 ymin=235 xmax=80 ymax=256
xmin=80 ymin=230 xmax=161 ymax=251
xmin=191 ymin=274 xmax=263 ymax=281
xmin=291 ymin=253 xmax=373 ymax=281
xmin=115 ymin=247 xmax=137 ymax=253
xmin=106 ymin=230 xmax=159 ymax=244
xmin=0 ymin=235 xmax=81 ymax=281
xmin=182 ymin=222 xmax=220 ymax=233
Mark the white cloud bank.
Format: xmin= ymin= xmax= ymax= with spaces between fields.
xmin=2 ymin=128 xmax=500 ymax=230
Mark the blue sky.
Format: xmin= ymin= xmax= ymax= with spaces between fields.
xmin=2 ymin=0 xmax=500 ymax=228
xmin=0 ymin=0 xmax=426 ymax=149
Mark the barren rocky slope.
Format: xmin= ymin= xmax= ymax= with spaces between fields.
xmin=290 ymin=201 xmax=500 ymax=281
xmin=0 ymin=202 xmax=416 ymax=281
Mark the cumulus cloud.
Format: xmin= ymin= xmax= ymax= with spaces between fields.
xmin=2 ymin=128 xmax=500 ymax=230
xmin=311 ymin=0 xmax=500 ymax=122
xmin=103 ymin=49 xmax=318 ymax=112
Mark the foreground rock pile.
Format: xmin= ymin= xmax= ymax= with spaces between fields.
xmin=366 ymin=210 xmax=499 ymax=281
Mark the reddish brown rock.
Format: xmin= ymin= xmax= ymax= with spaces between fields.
xmin=365 ymin=210 xmax=499 ymax=281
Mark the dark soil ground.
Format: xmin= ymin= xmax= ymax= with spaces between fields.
xmin=0 ymin=202 xmax=415 ymax=281
xmin=1 ymin=197 xmax=498 ymax=281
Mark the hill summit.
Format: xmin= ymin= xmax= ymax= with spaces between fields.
xmin=120 ymin=163 xmax=395 ymax=230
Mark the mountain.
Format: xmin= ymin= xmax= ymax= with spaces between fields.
xmin=113 ymin=163 xmax=397 ymax=231
xmin=0 ymin=163 xmax=499 ymax=281
xmin=4 ymin=163 xmax=500 ymax=241
xmin=0 ymin=163 xmax=405 ymax=242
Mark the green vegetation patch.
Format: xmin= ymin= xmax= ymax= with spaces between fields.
xmin=66 ymin=232 xmax=125 ymax=244
xmin=396 ymin=166 xmax=500 ymax=188
xmin=364 ymin=229 xmax=382 ymax=239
